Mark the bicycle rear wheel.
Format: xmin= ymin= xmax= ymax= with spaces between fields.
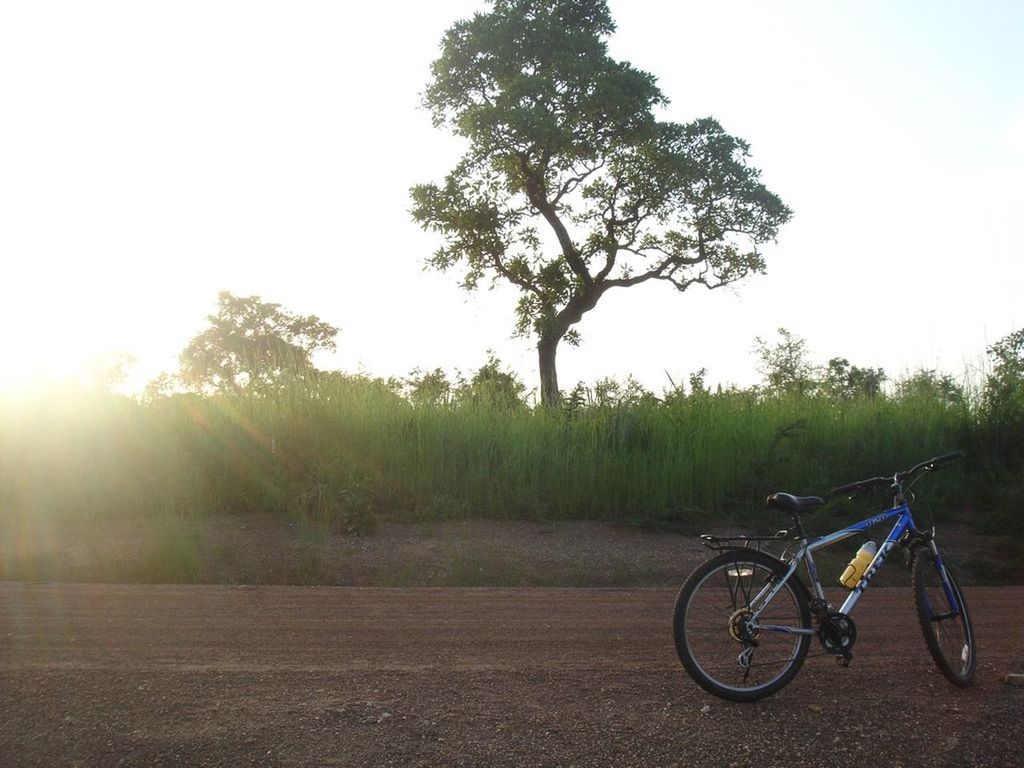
xmin=672 ymin=549 xmax=812 ymax=702
xmin=912 ymin=547 xmax=975 ymax=687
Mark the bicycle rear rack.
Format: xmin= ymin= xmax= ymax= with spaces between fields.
xmin=698 ymin=530 xmax=794 ymax=553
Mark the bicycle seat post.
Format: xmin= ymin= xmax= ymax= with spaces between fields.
xmin=793 ymin=512 xmax=807 ymax=543
xmin=765 ymin=492 xmax=823 ymax=543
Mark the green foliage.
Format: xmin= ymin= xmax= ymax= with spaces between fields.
xmin=404 ymin=367 xmax=455 ymax=408
xmin=459 ymin=353 xmax=527 ymax=409
xmin=688 ymin=368 xmax=711 ymax=398
xmin=291 ymin=472 xmax=378 ymax=536
xmin=755 ymin=328 xmax=887 ymax=400
xmin=821 ymin=358 xmax=886 ymax=399
xmin=143 ymin=371 xmax=181 ymax=403
xmin=9 ymin=344 xmax=1023 ymax=580
xmin=564 ymin=375 xmax=656 ymax=410
xmin=754 ymin=328 xmax=816 ymax=395
xmin=401 ymin=355 xmax=528 ymax=409
xmin=412 ymin=0 xmax=791 ymax=403
xmin=895 ymin=368 xmax=966 ymax=408
xmin=5 ymin=331 xmax=1024 ymax=549
xmin=984 ymin=328 xmax=1024 ymax=417
xmin=179 ymin=291 xmax=338 ymax=394
xmin=976 ymin=328 xmax=1024 ymax=485
xmin=0 ymin=378 xmax=983 ymax=528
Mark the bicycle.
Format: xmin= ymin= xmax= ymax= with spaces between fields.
xmin=672 ymin=451 xmax=975 ymax=702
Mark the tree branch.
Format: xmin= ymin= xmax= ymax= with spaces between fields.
xmin=518 ymin=154 xmax=593 ymax=286
xmin=490 ymin=244 xmax=543 ymax=297
xmin=551 ymin=160 xmax=606 ymax=205
xmin=603 ymin=246 xmax=705 ymax=288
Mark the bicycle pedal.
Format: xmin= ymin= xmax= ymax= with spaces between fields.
xmin=835 ymin=654 xmax=853 ymax=668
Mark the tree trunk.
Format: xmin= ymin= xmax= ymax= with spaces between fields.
xmin=536 ymin=288 xmax=608 ymax=407
xmin=538 ymin=335 xmax=561 ymax=407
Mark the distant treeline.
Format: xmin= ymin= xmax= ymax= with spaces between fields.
xmin=3 ymin=329 xmax=1022 ymax=548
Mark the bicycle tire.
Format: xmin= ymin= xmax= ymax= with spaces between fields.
xmin=673 ymin=549 xmax=812 ymax=702
xmin=912 ymin=548 xmax=976 ymax=687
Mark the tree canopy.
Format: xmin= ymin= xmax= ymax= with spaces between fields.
xmin=985 ymin=327 xmax=1024 ymax=413
xmin=412 ymin=0 xmax=791 ymax=404
xmin=180 ymin=291 xmax=339 ymax=394
xmin=754 ymin=327 xmax=887 ymax=399
xmin=754 ymin=328 xmax=816 ymax=396
xmin=983 ymin=328 xmax=1024 ymax=466
xmin=402 ymin=354 xmax=527 ymax=409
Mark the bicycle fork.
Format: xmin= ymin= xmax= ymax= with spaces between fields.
xmin=925 ymin=540 xmax=963 ymax=620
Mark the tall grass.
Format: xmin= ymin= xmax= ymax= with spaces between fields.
xmin=1 ymin=376 xmax=998 ymax=534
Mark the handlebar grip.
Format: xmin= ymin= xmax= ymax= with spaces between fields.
xmin=926 ymin=450 xmax=964 ymax=469
xmin=830 ymin=476 xmax=889 ymax=497
xmin=831 ymin=481 xmax=863 ymax=496
xmin=907 ymin=450 xmax=965 ymax=476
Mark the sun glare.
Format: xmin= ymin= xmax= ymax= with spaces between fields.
xmin=0 ymin=273 xmax=155 ymax=400
xmin=0 ymin=318 xmax=105 ymax=399
xmin=0 ymin=359 xmax=86 ymax=401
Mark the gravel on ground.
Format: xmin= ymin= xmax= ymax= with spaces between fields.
xmin=2 ymin=583 xmax=1022 ymax=767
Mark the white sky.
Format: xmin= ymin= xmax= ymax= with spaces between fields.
xmin=2 ymin=0 xmax=1022 ymax=396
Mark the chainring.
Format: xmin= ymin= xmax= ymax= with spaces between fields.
xmin=818 ymin=611 xmax=857 ymax=656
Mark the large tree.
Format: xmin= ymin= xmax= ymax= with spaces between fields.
xmin=180 ymin=291 xmax=339 ymax=393
xmin=412 ymin=0 xmax=792 ymax=405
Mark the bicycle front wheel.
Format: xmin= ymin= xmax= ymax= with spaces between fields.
xmin=912 ymin=547 xmax=976 ymax=686
xmin=673 ymin=549 xmax=812 ymax=702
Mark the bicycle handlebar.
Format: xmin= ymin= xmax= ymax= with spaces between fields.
xmin=830 ymin=451 xmax=964 ymax=498
xmin=904 ymin=450 xmax=965 ymax=475
xmin=830 ymin=476 xmax=890 ymax=497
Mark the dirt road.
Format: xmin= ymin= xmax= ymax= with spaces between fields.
xmin=1 ymin=583 xmax=1022 ymax=767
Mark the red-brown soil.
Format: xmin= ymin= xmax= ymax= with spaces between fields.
xmin=2 ymin=583 xmax=1022 ymax=767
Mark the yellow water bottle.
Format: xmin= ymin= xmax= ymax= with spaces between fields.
xmin=840 ymin=541 xmax=877 ymax=589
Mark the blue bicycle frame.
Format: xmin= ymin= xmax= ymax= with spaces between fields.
xmin=748 ymin=503 xmax=960 ymax=635
xmin=674 ymin=451 xmax=973 ymax=701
